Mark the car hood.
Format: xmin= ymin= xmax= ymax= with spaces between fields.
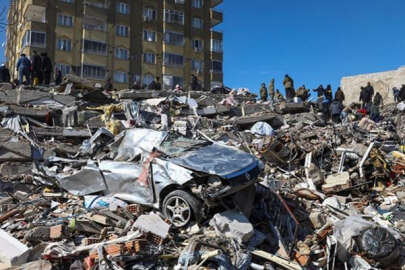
xmin=170 ymin=144 xmax=258 ymax=179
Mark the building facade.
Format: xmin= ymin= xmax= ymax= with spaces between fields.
xmin=6 ymin=0 xmax=223 ymax=90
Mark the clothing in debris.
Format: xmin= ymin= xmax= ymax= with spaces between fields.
xmin=16 ymin=54 xmax=31 ymax=85
xmin=259 ymin=83 xmax=268 ymax=101
xmin=41 ymin=53 xmax=53 ymax=85
xmin=283 ymin=74 xmax=295 ymax=100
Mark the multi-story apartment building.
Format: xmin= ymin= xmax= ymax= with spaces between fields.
xmin=5 ymin=0 xmax=223 ymax=90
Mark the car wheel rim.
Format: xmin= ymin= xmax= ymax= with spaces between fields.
xmin=165 ymin=196 xmax=191 ymax=227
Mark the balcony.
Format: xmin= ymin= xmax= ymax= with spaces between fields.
xmin=210 ymin=30 xmax=223 ymax=41
xmin=211 ymin=0 xmax=223 ymax=8
xmin=24 ymin=4 xmax=46 ymax=23
xmin=210 ymin=9 xmax=223 ymax=27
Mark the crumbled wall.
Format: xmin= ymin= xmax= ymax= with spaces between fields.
xmin=340 ymin=66 xmax=405 ymax=105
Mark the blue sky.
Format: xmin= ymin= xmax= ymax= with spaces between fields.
xmin=1 ymin=0 xmax=404 ymax=95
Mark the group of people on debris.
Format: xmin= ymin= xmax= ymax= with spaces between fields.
xmin=12 ymin=52 xmax=62 ymax=86
xmin=257 ymin=74 xmax=405 ymax=124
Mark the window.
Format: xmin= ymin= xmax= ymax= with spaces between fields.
xmin=164 ymin=32 xmax=184 ymax=46
xmin=163 ymin=75 xmax=183 ymax=90
xmin=83 ymin=22 xmax=106 ymax=32
xmin=211 ymin=39 xmax=223 ymax=53
xmin=163 ymin=53 xmax=183 ymax=66
xmin=87 ymin=1 xmax=108 ymax=8
xmin=116 ymin=2 xmax=129 ymax=14
xmin=57 ymin=14 xmax=73 ymax=27
xmin=143 ymin=8 xmax=156 ymax=22
xmin=211 ymin=61 xmax=222 ymax=73
xmin=82 ymin=65 xmax=106 ymax=79
xmin=192 ymin=39 xmax=204 ymax=52
xmin=56 ymin=63 xmax=71 ymax=75
xmin=143 ymin=53 xmax=156 ymax=64
xmin=83 ymin=40 xmax=107 ymax=55
xmin=143 ymin=74 xmax=154 ymax=86
xmin=60 ymin=0 xmax=74 ymax=3
xmin=115 ymin=48 xmax=129 ymax=60
xmin=192 ymin=17 xmax=203 ymax=29
xmin=192 ymin=59 xmax=203 ymax=73
xmin=192 ymin=0 xmax=203 ymax=8
xmin=56 ymin=39 xmax=72 ymax=51
xmin=22 ymin=31 xmax=46 ymax=48
xmin=143 ymin=30 xmax=156 ymax=42
xmin=116 ymin=25 xmax=129 ymax=37
xmin=114 ymin=71 xmax=128 ymax=83
xmin=164 ymin=9 xmax=184 ymax=25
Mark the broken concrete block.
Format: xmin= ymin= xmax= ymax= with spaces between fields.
xmin=49 ymin=225 xmax=64 ymax=239
xmin=0 ymin=229 xmax=29 ymax=266
xmin=134 ymin=213 xmax=170 ymax=239
xmin=209 ymin=210 xmax=254 ymax=244
xmin=322 ymin=172 xmax=351 ymax=194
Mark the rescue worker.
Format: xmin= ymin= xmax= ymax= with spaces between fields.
xmin=359 ymin=86 xmax=373 ymax=108
xmin=398 ymin=85 xmax=405 ymax=102
xmin=335 ymin=87 xmax=345 ymax=103
xmin=31 ymin=50 xmax=42 ymax=86
xmin=393 ymin=87 xmax=400 ymax=103
xmin=269 ymin=79 xmax=275 ymax=103
xmin=148 ymin=76 xmax=161 ymax=90
xmin=274 ymin=89 xmax=284 ymax=103
xmin=324 ymin=85 xmax=333 ymax=101
xmin=330 ymin=99 xmax=343 ymax=123
xmin=260 ymin=82 xmax=268 ymax=102
xmin=104 ymin=77 xmax=113 ymax=93
xmin=296 ymin=85 xmax=309 ymax=101
xmin=16 ymin=53 xmax=31 ymax=85
xmin=41 ymin=53 xmax=52 ymax=85
xmin=313 ymin=84 xmax=325 ymax=98
xmin=366 ymin=82 xmax=374 ymax=101
xmin=283 ymin=74 xmax=295 ymax=100
xmin=191 ymin=74 xmax=201 ymax=91
xmin=0 ymin=64 xmax=10 ymax=83
xmin=55 ymin=68 xmax=62 ymax=85
xmin=373 ymin=92 xmax=383 ymax=107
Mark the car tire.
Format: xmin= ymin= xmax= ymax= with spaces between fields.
xmin=162 ymin=190 xmax=201 ymax=228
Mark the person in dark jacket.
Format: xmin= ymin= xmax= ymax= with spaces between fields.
xmin=31 ymin=51 xmax=42 ymax=86
xmin=359 ymin=86 xmax=372 ymax=108
xmin=104 ymin=77 xmax=113 ymax=92
xmin=398 ymin=85 xmax=405 ymax=102
xmin=393 ymin=87 xmax=400 ymax=103
xmin=41 ymin=53 xmax=52 ymax=85
xmin=0 ymin=64 xmax=10 ymax=83
xmin=325 ymin=85 xmax=333 ymax=101
xmin=55 ymin=68 xmax=62 ymax=85
xmin=148 ymin=77 xmax=161 ymax=90
xmin=191 ymin=74 xmax=201 ymax=91
xmin=313 ymin=85 xmax=325 ymax=98
xmin=283 ymin=74 xmax=295 ymax=100
xmin=373 ymin=92 xmax=383 ymax=107
xmin=370 ymin=104 xmax=381 ymax=122
xmin=365 ymin=82 xmax=374 ymax=101
xmin=260 ymin=83 xmax=268 ymax=101
xmin=330 ymin=99 xmax=343 ymax=123
xmin=335 ymin=87 xmax=345 ymax=103
xmin=16 ymin=53 xmax=31 ymax=85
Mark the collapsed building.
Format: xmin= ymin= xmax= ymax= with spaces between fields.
xmin=0 ymin=77 xmax=404 ymax=270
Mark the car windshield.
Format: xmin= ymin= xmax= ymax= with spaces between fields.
xmin=158 ymin=134 xmax=211 ymax=157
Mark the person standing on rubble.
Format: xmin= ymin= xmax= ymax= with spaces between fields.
xmin=324 ymin=85 xmax=333 ymax=101
xmin=296 ymin=85 xmax=309 ymax=101
xmin=0 ymin=64 xmax=10 ymax=83
xmin=31 ymin=51 xmax=42 ymax=86
xmin=373 ymin=92 xmax=383 ymax=107
xmin=274 ymin=89 xmax=284 ymax=103
xmin=359 ymin=85 xmax=373 ymax=108
xmin=393 ymin=87 xmax=400 ymax=103
xmin=330 ymin=98 xmax=343 ymax=123
xmin=191 ymin=74 xmax=201 ymax=91
xmin=398 ymin=85 xmax=405 ymax=102
xmin=269 ymin=79 xmax=275 ymax=103
xmin=16 ymin=53 xmax=31 ymax=85
xmin=335 ymin=87 xmax=345 ymax=103
xmin=283 ymin=74 xmax=295 ymax=100
xmin=260 ymin=82 xmax=268 ymax=101
xmin=55 ymin=68 xmax=62 ymax=86
xmin=41 ymin=53 xmax=52 ymax=85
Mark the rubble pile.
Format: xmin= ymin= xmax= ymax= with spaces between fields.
xmin=0 ymin=77 xmax=404 ymax=270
